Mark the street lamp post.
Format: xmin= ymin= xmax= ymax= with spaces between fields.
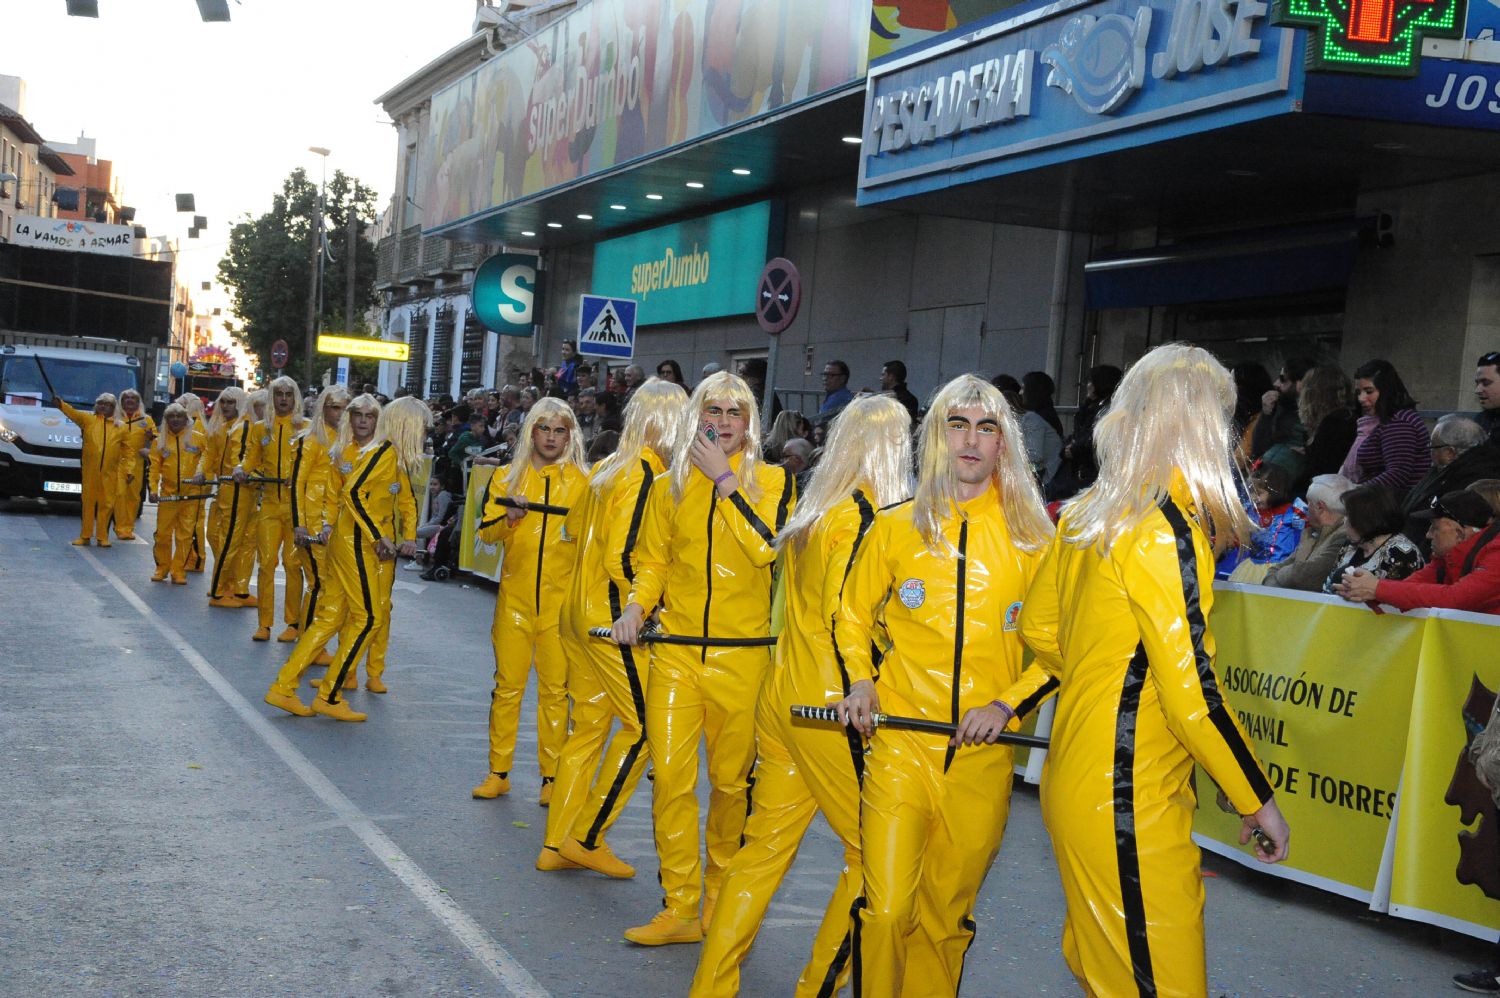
xmin=304 ymin=146 xmax=330 ymax=387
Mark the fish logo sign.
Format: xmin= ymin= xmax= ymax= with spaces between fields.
xmin=1042 ymin=7 xmax=1153 ymax=115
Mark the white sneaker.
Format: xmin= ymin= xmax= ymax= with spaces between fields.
xmin=402 ymin=560 xmax=423 ymax=571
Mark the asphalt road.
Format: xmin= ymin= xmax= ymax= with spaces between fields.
xmin=0 ymin=498 xmax=1490 ymax=997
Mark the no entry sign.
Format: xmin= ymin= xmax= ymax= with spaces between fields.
xmin=756 ymin=258 xmax=800 ymax=335
xmin=270 ymin=339 xmax=289 ymax=370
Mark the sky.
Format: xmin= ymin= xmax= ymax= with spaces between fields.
xmin=5 ymin=0 xmax=481 ymax=329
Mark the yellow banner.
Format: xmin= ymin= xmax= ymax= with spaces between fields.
xmin=1390 ymin=611 xmax=1500 ymax=936
xmin=459 ymin=465 xmax=503 ymax=582
xmin=1192 ymin=588 xmax=1424 ymax=898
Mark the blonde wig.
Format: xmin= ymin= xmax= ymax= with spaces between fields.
xmin=265 ymin=375 xmax=305 ymax=427
xmin=669 ymin=371 xmax=765 ymax=502
xmin=590 ymin=377 xmax=689 ymax=492
xmin=118 ymin=388 xmax=143 ymax=413
xmin=300 ymin=384 xmax=352 ymax=449
xmin=911 ymin=374 xmax=1054 ymax=554
xmin=1062 ymin=342 xmax=1252 ymax=554
xmin=332 ymin=393 xmax=382 ymax=460
xmin=379 ymin=396 xmax=434 ymax=476
xmin=91 ymin=391 xmax=122 ymax=425
xmin=779 ymin=395 xmax=913 ymax=552
xmin=175 ymin=392 xmax=205 ymax=424
xmin=503 ymin=396 xmax=587 ymax=494
xmin=206 ymin=386 xmax=248 ymax=436
xmin=155 ymin=402 xmax=189 ymax=455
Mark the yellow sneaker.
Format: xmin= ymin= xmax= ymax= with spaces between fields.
xmin=559 ymin=839 xmax=635 ymax=879
xmin=366 ymin=677 xmax=388 ymax=694
xmin=623 ymin=911 xmax=703 ymax=947
xmin=535 ymin=846 xmax=582 ymax=872
xmin=313 ymin=649 xmax=334 ymax=666
xmin=276 ymin=626 xmax=299 ymax=642
xmin=539 ymin=779 xmax=555 ymax=807
xmin=252 ymin=627 xmax=271 ymax=641
xmin=264 ymin=691 xmax=313 ymax=717
xmin=209 ymin=596 xmax=241 ymax=608
xmin=472 ymin=773 xmax=511 ymax=799
xmin=171 ymin=574 xmax=187 ymax=585
xmin=310 ymin=697 xmax=366 ymax=722
xmin=96 ymin=539 xmax=111 ymax=548
xmin=150 ymin=569 xmax=168 ymax=582
xmin=236 ymin=593 xmax=257 ymax=607
xmin=71 ymin=537 xmax=89 ymax=546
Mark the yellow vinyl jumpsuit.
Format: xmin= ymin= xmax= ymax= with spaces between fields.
xmin=629 ymin=453 xmax=795 ymax=922
xmin=691 ymin=489 xmax=879 ymax=998
xmin=204 ymin=418 xmax=258 ymax=602
xmin=289 ymin=431 xmax=333 ymax=632
xmin=1014 ymin=491 xmax=1275 ymax=998
xmin=113 ymin=412 xmax=156 ymax=540
xmin=188 ymin=415 xmax=210 ymax=572
xmin=477 ymin=460 xmax=589 ymax=783
xmin=542 ymin=452 xmax=666 ymax=859
xmin=835 ymin=489 xmax=1047 ymax=997
xmin=148 ymin=425 xmax=206 ymax=582
xmin=247 ymin=415 xmax=306 ymax=632
xmin=58 ymin=400 xmax=125 ymax=545
xmin=269 ymin=440 xmax=416 ymax=704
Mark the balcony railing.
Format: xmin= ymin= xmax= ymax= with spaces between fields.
xmin=379 ymin=227 xmax=489 ymax=289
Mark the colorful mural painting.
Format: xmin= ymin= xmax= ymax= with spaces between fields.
xmin=421 ymin=0 xmax=867 ymax=233
xmin=870 ymin=0 xmax=1024 ymax=61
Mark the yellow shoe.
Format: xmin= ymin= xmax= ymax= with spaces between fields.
xmin=209 ymin=596 xmax=241 ymax=608
xmin=306 ymin=671 xmax=326 ymax=687
xmin=366 ymin=677 xmax=388 ymax=694
xmin=313 ymin=649 xmax=334 ymax=666
xmin=236 ymin=593 xmax=258 ymax=607
xmin=472 ymin=773 xmax=511 ymax=799
xmin=539 ymin=779 xmax=555 ymax=807
xmin=252 ymin=627 xmax=271 ymax=641
xmin=71 ymin=537 xmax=89 ymax=546
xmin=276 ymin=626 xmax=299 ymax=642
xmin=624 ymin=911 xmax=703 ymax=946
xmin=535 ymin=846 xmax=582 ymax=872
xmin=342 ymin=670 xmax=357 ymax=691
xmin=97 ymin=540 xmax=111 ymax=548
xmin=171 ymin=574 xmax=187 ymax=585
xmin=188 ymin=565 xmax=205 ymax=574
xmin=150 ymin=569 xmax=168 ymax=582
xmin=116 ymin=533 xmax=135 ymax=541
xmin=559 ymin=839 xmax=635 ymax=879
xmin=264 ymin=691 xmax=313 ymax=717
xmin=701 ymin=894 xmax=717 ymax=933
xmin=310 ymin=697 xmax=367 ymax=722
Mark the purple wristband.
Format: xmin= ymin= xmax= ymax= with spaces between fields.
xmin=990 ymin=700 xmax=1016 ymax=724
xmin=713 ymin=470 xmax=735 ymax=488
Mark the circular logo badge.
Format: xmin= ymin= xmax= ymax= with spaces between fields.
xmin=388 ymin=482 xmax=401 ymax=495
xmin=897 ymin=578 xmax=926 ymax=610
xmin=339 ymin=462 xmax=353 ymax=474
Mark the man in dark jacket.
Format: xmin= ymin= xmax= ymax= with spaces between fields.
xmin=1477 ymin=351 xmax=1500 ymax=444
xmin=1401 ymin=415 xmax=1500 ymax=552
xmin=881 ymin=360 xmax=921 ymax=420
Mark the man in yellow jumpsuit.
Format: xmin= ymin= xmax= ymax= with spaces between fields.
xmin=832 ymin=374 xmax=1056 ymax=997
xmin=147 ymin=402 xmax=206 ymax=583
xmin=290 ymin=386 xmax=349 ymax=676
xmin=55 ymin=392 xmax=125 ymax=547
xmin=473 ymin=397 xmax=588 ymax=803
xmin=196 ymin=387 xmax=258 ymax=608
xmin=612 ymin=371 xmax=795 ymax=946
xmin=176 ymin=393 xmax=209 ymax=573
xmin=1011 ymin=344 xmax=1289 ymax=998
xmin=691 ymin=394 xmax=913 ymax=998
xmin=246 ymin=377 xmax=306 ymax=642
xmin=112 ymin=388 xmax=156 ymax=541
xmin=536 ymin=378 xmax=687 ymax=877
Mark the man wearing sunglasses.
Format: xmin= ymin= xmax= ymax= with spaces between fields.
xmin=1335 ymin=489 xmax=1499 ymax=613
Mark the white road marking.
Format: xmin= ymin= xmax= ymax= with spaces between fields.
xmin=75 ymin=546 xmax=551 ymax=998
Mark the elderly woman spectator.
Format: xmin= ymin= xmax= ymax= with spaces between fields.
xmin=1322 ymin=484 xmax=1424 ymax=594
xmin=1295 ymin=364 xmax=1357 ymax=494
xmin=1263 ymin=474 xmax=1353 ymax=591
xmin=1349 ymin=359 xmax=1431 ymax=496
xmin=1401 ymin=415 xmax=1500 ymax=551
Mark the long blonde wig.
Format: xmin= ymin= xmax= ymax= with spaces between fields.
xmin=590 ymin=377 xmax=689 ymax=492
xmin=264 ymin=375 xmax=305 ymax=428
xmin=503 ymin=396 xmax=587 ymax=494
xmin=91 ymin=392 xmax=123 ymax=426
xmin=911 ymin=374 xmax=1053 ymax=554
xmin=779 ymin=395 xmax=913 ymax=552
xmin=118 ymin=388 xmax=144 ymax=415
xmin=669 ymin=371 xmax=765 ymax=502
xmin=1062 ymin=342 xmax=1252 ymax=553
xmin=300 ymin=384 xmax=351 ymax=449
xmin=247 ymin=388 xmax=269 ymax=423
xmin=379 ymin=396 xmax=434 ymax=476
xmin=155 ymin=402 xmax=188 ymax=456
xmin=332 ymin=393 xmax=382 ymax=461
xmin=207 ymin=386 xmax=249 ymax=436
xmin=175 ymin=392 xmax=205 ymax=424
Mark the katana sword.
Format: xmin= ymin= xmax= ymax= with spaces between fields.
xmin=587 ymin=627 xmax=778 ymax=648
xmin=158 ymin=492 xmax=216 ymax=503
xmin=215 ymin=475 xmax=287 ymax=486
xmin=478 ymin=496 xmax=571 ymax=528
xmin=790 ymin=704 xmax=1051 ymax=749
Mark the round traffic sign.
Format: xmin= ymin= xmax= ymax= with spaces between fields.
xmin=270 ymin=339 xmax=289 ymax=370
xmin=756 ymin=258 xmax=800 ymax=335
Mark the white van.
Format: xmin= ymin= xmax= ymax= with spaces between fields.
xmin=0 ymin=343 xmax=143 ymax=502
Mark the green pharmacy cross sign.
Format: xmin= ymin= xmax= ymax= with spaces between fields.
xmin=1274 ymin=0 xmax=1465 ymax=76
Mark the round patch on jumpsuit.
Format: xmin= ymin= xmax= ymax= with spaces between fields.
xmin=1004 ymin=600 xmax=1023 ymax=632
xmin=388 ymin=482 xmax=401 ymax=494
xmin=185 ymin=443 xmax=200 ymax=453
xmin=339 ymin=461 xmax=353 ymax=474
xmin=261 ymin=435 xmax=273 ymax=446
xmin=897 ymin=578 xmax=926 ymax=609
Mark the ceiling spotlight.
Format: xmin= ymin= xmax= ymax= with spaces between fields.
xmin=645 ymin=193 xmax=663 ymax=200
xmin=609 ymin=204 xmax=627 ymax=210
xmin=841 ymin=136 xmax=862 ymax=144
xmin=731 ymin=168 xmax=751 ymax=176
xmin=577 ymin=213 xmax=594 ymax=220
xmin=546 ymin=222 xmax=562 ymax=228
xmin=521 ymin=230 xmax=536 ymax=237
xmin=686 ymin=181 xmax=704 ymax=189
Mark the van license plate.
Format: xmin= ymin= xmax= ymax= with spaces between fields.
xmin=43 ymin=481 xmax=83 ymax=494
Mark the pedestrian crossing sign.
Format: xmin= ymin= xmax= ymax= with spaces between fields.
xmin=577 ymin=294 xmax=637 ymax=360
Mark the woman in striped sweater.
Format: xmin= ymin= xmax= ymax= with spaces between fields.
xmin=1352 ymin=359 xmax=1431 ymax=501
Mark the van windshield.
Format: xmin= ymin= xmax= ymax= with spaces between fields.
xmin=0 ymin=356 xmax=139 ymax=407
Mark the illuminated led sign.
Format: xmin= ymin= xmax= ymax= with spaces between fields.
xmin=316 ymin=335 xmax=410 ymax=362
xmin=1272 ymin=0 xmax=1464 ymax=76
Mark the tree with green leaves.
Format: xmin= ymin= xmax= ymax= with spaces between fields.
xmin=217 ymin=167 xmax=379 ymax=385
